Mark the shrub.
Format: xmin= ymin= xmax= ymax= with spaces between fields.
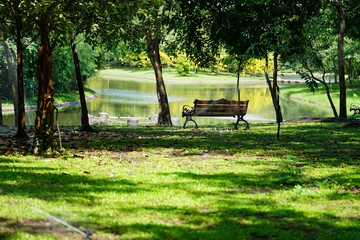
xmin=174 ymin=53 xmax=192 ymax=76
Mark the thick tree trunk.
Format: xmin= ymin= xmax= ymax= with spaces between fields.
xmin=1 ymin=40 xmax=18 ymax=126
xmin=335 ymin=0 xmax=347 ymax=118
xmin=33 ymin=14 xmax=55 ymax=154
xmin=70 ymin=37 xmax=93 ymax=131
xmin=146 ymin=32 xmax=172 ymax=126
xmin=0 ymin=99 xmax=2 ymax=125
xmin=15 ymin=11 xmax=28 ymax=139
xmin=237 ymin=72 xmax=240 ymax=102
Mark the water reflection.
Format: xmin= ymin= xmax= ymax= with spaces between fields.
xmin=86 ymin=76 xmax=328 ymax=124
xmin=87 ymin=77 xmax=275 ymax=122
xmin=2 ymin=75 xmax=330 ymax=126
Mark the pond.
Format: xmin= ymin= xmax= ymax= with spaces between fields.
xmin=2 ymin=75 xmax=330 ymax=127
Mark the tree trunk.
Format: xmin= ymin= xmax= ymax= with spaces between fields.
xmin=264 ymin=53 xmax=283 ymax=139
xmin=305 ymin=64 xmax=339 ymax=117
xmin=333 ymin=58 xmax=338 ymax=83
xmin=33 ymin=14 xmax=55 ymax=154
xmin=1 ymin=39 xmax=18 ymax=126
xmin=335 ymin=0 xmax=347 ymax=118
xmin=70 ymin=37 xmax=93 ymax=131
xmin=0 ymin=99 xmax=2 ymax=126
xmin=324 ymin=84 xmax=338 ymax=117
xmin=237 ymin=71 xmax=240 ymax=102
xmin=146 ymin=32 xmax=172 ymax=126
xmin=15 ymin=13 xmax=28 ymax=138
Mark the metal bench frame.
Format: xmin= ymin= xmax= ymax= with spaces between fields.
xmin=350 ymin=103 xmax=360 ymax=118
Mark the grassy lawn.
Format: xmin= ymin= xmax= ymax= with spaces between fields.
xmin=280 ymin=82 xmax=360 ymax=112
xmin=0 ymin=122 xmax=359 ymax=239
xmin=98 ymin=68 xmax=263 ymax=83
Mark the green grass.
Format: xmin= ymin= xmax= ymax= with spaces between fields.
xmin=0 ymin=122 xmax=359 ymax=239
xmin=98 ymin=67 xmax=263 ymax=83
xmin=280 ymin=82 xmax=360 ymax=113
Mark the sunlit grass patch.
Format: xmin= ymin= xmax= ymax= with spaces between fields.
xmin=0 ymin=122 xmax=359 ymax=239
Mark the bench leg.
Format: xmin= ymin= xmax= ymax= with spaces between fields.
xmin=183 ymin=116 xmax=198 ymax=129
xmin=235 ymin=116 xmax=250 ymax=130
xmin=183 ymin=120 xmax=187 ymax=129
xmin=242 ymin=119 xmax=250 ymax=130
xmin=234 ymin=116 xmax=240 ymax=130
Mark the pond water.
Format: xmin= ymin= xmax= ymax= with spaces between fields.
xmin=2 ymin=75 xmax=330 ymax=127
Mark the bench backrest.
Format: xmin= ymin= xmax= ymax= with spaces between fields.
xmin=193 ymin=99 xmax=249 ymax=116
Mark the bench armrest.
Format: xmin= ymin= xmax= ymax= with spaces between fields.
xmin=350 ymin=103 xmax=360 ymax=110
xmin=182 ymin=105 xmax=194 ymax=117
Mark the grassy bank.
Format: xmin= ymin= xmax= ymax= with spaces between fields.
xmin=280 ymin=82 xmax=360 ymax=116
xmin=2 ymin=88 xmax=95 ymax=111
xmin=0 ymin=122 xmax=359 ymax=239
xmin=97 ymin=68 xmax=264 ymax=83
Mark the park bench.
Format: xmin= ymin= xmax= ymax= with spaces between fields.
xmin=350 ymin=103 xmax=360 ymax=118
xmin=182 ymin=98 xmax=249 ymax=129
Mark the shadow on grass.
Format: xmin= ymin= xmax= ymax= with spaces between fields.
xmin=94 ymin=202 xmax=360 ymax=240
xmin=77 ymin=123 xmax=360 ymax=167
xmin=1 ymin=122 xmax=359 ymax=168
xmin=0 ymin=160 xmax=359 ymax=239
xmin=0 ymin=159 xmax=141 ymax=203
xmin=0 ymin=122 xmax=359 ymax=239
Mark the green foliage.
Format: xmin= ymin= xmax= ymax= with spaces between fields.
xmin=212 ymin=51 xmax=228 ymax=74
xmin=138 ymin=52 xmax=152 ymax=68
xmin=296 ymin=70 xmax=319 ymax=93
xmin=53 ymin=46 xmax=76 ymax=92
xmin=160 ymin=50 xmax=172 ymax=67
xmin=76 ymin=39 xmax=102 ymax=78
xmin=276 ymin=156 xmax=303 ymax=186
xmin=107 ymin=41 xmax=146 ymax=68
xmin=0 ymin=44 xmax=8 ymax=98
xmin=344 ymin=0 xmax=360 ymax=39
xmin=109 ymin=40 xmax=175 ymax=69
xmin=344 ymin=38 xmax=360 ymax=82
xmin=243 ymin=58 xmax=266 ymax=76
xmin=222 ymin=54 xmax=239 ymax=73
xmin=174 ymin=52 xmax=192 ymax=76
xmin=52 ymin=38 xmax=100 ymax=92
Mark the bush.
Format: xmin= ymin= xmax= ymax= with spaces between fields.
xmin=174 ymin=53 xmax=192 ymax=76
